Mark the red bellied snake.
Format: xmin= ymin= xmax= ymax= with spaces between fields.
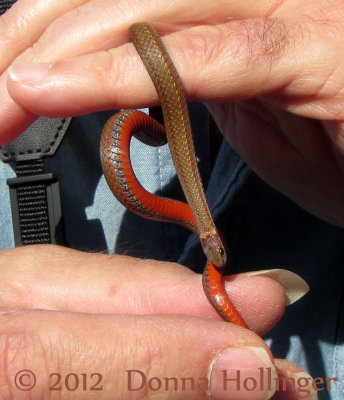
xmin=100 ymin=22 xmax=247 ymax=328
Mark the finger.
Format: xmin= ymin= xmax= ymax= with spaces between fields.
xmin=273 ymin=359 xmax=319 ymax=400
xmin=0 ymin=245 xmax=308 ymax=336
xmin=0 ymin=82 xmax=37 ymax=143
xmin=0 ymin=308 xmax=278 ymax=400
xmin=0 ymin=0 xmax=282 ymax=86
xmin=0 ymin=0 xmax=281 ymax=143
xmin=0 ymin=0 xmax=89 ymax=142
xmin=207 ymin=100 xmax=344 ymax=227
xmin=3 ymin=19 xmax=315 ymax=114
xmin=323 ymin=119 xmax=344 ymax=160
xmin=5 ymin=20 xmax=296 ymax=115
xmin=0 ymin=0 xmax=88 ymax=72
xmin=0 ymin=0 xmax=283 ymax=68
xmin=8 ymin=16 xmax=344 ymax=121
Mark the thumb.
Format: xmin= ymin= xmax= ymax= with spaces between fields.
xmin=0 ymin=309 xmax=278 ymax=400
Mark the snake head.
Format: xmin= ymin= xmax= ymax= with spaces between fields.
xmin=201 ymin=234 xmax=227 ymax=268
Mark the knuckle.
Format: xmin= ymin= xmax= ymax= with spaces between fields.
xmin=0 ymin=326 xmax=54 ymax=399
xmin=0 ymin=12 xmax=30 ymax=49
xmin=172 ymin=25 xmax=230 ymax=96
xmin=126 ymin=338 xmax=166 ymax=400
xmin=0 ymin=331 xmax=36 ymax=398
xmin=94 ymin=48 xmax=135 ymax=105
xmin=172 ymin=20 xmax=296 ymax=97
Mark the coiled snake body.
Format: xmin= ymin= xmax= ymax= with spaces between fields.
xmin=100 ymin=22 xmax=247 ymax=328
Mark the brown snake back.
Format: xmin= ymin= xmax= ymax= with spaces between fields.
xmin=130 ymin=22 xmax=226 ymax=267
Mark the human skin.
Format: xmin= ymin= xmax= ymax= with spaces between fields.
xmin=2 ymin=0 xmax=344 ymax=227
xmin=0 ymin=245 xmax=313 ymax=399
xmin=0 ymin=0 xmax=342 ymax=398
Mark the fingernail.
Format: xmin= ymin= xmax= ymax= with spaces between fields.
xmin=244 ymin=269 xmax=309 ymax=305
xmin=8 ymin=63 xmax=53 ymax=85
xmin=209 ymin=347 xmax=277 ymax=400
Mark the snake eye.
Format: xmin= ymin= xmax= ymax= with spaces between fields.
xmin=219 ymin=248 xmax=225 ymax=256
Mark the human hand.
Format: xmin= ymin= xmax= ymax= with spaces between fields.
xmin=0 ymin=244 xmax=315 ymax=399
xmin=2 ymin=0 xmax=344 ymax=228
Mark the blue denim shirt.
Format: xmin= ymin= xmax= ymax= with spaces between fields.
xmin=0 ymin=105 xmax=343 ymax=399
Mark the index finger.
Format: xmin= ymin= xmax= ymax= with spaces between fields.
xmin=0 ymin=0 xmax=88 ymax=142
xmin=0 ymin=0 xmax=88 ymax=72
xmin=0 ymin=245 xmax=309 ymax=335
xmin=0 ymin=0 xmax=294 ymax=142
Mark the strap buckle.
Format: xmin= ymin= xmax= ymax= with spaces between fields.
xmin=7 ymin=173 xmax=65 ymax=246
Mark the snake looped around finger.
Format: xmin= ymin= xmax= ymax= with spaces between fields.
xmin=100 ymin=22 xmax=247 ymax=328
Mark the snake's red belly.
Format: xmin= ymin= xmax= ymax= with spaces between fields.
xmin=100 ymin=109 xmax=247 ymax=328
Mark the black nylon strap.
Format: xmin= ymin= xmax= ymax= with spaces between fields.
xmin=0 ymin=0 xmax=71 ymax=247
xmin=1 ymin=117 xmax=71 ymax=246
xmin=2 ymin=119 xmax=71 ymax=246
xmin=7 ymin=165 xmax=63 ymax=245
xmin=0 ymin=117 xmax=71 ymax=163
xmin=8 ymin=159 xmax=51 ymax=244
